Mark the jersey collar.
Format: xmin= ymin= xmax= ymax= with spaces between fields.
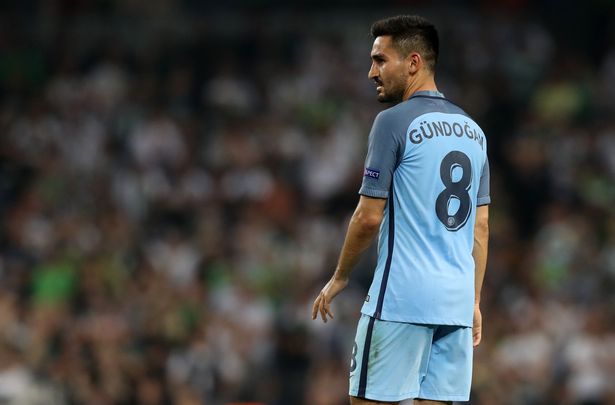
xmin=411 ymin=90 xmax=445 ymax=98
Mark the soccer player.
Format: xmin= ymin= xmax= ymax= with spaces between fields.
xmin=311 ymin=15 xmax=490 ymax=405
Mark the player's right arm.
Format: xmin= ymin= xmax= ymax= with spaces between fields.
xmin=472 ymin=204 xmax=489 ymax=347
xmin=311 ymin=196 xmax=386 ymax=323
xmin=311 ymin=110 xmax=402 ymax=324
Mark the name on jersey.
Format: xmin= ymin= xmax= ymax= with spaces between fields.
xmin=364 ymin=168 xmax=380 ymax=179
xmin=408 ymin=120 xmax=484 ymax=149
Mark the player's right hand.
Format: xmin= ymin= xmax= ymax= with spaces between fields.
xmin=473 ymin=304 xmax=482 ymax=347
xmin=311 ymin=276 xmax=348 ymax=323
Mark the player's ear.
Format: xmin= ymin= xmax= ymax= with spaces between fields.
xmin=407 ymin=52 xmax=421 ymax=74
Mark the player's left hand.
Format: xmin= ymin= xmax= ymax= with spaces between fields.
xmin=473 ymin=303 xmax=482 ymax=347
xmin=311 ymin=276 xmax=348 ymax=323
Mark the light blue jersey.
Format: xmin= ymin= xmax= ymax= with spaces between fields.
xmin=359 ymin=90 xmax=490 ymax=327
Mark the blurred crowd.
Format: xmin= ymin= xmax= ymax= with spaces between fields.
xmin=1 ymin=1 xmax=615 ymax=404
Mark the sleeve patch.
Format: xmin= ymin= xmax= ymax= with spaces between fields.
xmin=364 ymin=168 xmax=380 ymax=179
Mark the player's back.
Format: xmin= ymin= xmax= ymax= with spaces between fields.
xmin=359 ymin=90 xmax=490 ymax=327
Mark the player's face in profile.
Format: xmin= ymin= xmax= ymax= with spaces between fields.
xmin=368 ymin=36 xmax=408 ymax=103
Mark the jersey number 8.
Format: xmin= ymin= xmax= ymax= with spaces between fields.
xmin=435 ymin=151 xmax=472 ymax=231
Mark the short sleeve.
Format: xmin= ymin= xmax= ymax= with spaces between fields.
xmin=476 ymin=158 xmax=491 ymax=206
xmin=358 ymin=112 xmax=404 ymax=199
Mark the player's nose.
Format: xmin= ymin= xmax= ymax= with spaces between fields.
xmin=368 ymin=62 xmax=378 ymax=81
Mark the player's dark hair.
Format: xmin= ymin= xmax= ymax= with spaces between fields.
xmin=371 ymin=15 xmax=439 ymax=72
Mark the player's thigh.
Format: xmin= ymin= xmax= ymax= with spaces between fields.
xmin=417 ymin=325 xmax=473 ymax=402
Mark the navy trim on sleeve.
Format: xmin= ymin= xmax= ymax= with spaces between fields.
xmin=476 ymin=159 xmax=490 ymax=206
xmin=477 ymin=197 xmax=491 ymax=206
xmin=358 ymin=187 xmax=388 ymax=199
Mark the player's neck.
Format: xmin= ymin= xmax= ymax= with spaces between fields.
xmin=402 ymin=75 xmax=438 ymax=101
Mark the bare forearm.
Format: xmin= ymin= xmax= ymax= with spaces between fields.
xmin=312 ymin=199 xmax=383 ymax=324
xmin=473 ymin=234 xmax=488 ymax=304
xmin=473 ymin=207 xmax=489 ymax=304
xmin=334 ymin=211 xmax=381 ymax=280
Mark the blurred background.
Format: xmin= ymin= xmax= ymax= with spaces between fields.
xmin=1 ymin=0 xmax=615 ymax=404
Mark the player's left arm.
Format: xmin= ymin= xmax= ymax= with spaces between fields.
xmin=472 ymin=204 xmax=489 ymax=347
xmin=473 ymin=157 xmax=491 ymax=347
xmin=312 ymin=195 xmax=386 ymax=323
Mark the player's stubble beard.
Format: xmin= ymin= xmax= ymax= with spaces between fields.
xmin=376 ymin=73 xmax=407 ymax=104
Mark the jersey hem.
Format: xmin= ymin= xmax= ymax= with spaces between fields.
xmin=362 ymin=309 xmax=472 ymax=328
